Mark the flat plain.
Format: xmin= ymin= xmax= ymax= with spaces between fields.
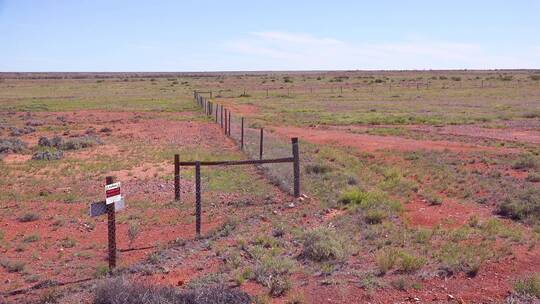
xmin=1 ymin=70 xmax=540 ymax=303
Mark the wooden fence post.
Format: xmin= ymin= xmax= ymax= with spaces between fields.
xmin=291 ymin=138 xmax=300 ymax=198
xmin=259 ymin=128 xmax=264 ymax=160
xmin=220 ymin=106 xmax=223 ymax=128
xmin=241 ymin=117 xmax=244 ymax=150
xmin=174 ymin=154 xmax=180 ymax=201
xmin=266 ymin=88 xmax=269 ymax=97
xmin=195 ymin=161 xmax=201 ymax=237
xmin=106 ymin=176 xmax=116 ymax=271
xmin=215 ymin=104 xmax=218 ymax=123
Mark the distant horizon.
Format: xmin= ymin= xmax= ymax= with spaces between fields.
xmin=1 ymin=68 xmax=539 ymax=74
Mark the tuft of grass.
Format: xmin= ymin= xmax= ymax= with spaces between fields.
xmin=375 ymin=248 xmax=399 ymax=275
xmin=23 ymin=234 xmax=40 ymax=243
xmin=128 ymin=222 xmax=140 ymax=248
xmin=339 ymin=188 xmax=402 ymax=213
xmin=514 ymin=274 xmax=540 ymax=298
xmin=252 ymin=252 xmax=295 ymax=297
xmin=526 ymin=173 xmax=540 ymax=183
xmin=420 ymin=189 xmax=443 ymax=205
xmin=301 ymin=227 xmax=348 ymax=262
xmin=512 ymin=154 xmax=538 ymax=170
xmin=497 ymin=187 xmax=540 ymax=223
xmin=94 ymin=264 xmax=109 ymax=278
xmin=399 ymin=252 xmax=425 ymax=273
xmin=61 ymin=237 xmax=77 ymax=248
xmin=94 ymin=277 xmax=251 ymax=304
xmin=18 ymin=213 xmax=40 ymax=222
xmin=364 ymin=209 xmax=386 ymax=224
xmin=1 ymin=259 xmax=25 ymax=272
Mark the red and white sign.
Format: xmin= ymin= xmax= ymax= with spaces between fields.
xmin=105 ymin=182 xmax=121 ymax=205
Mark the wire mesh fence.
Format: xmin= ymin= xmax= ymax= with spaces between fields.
xmin=193 ymin=92 xmax=298 ymax=195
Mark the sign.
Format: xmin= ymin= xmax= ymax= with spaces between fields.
xmin=105 ymin=182 xmax=121 ymax=205
xmin=89 ymin=197 xmax=125 ymax=217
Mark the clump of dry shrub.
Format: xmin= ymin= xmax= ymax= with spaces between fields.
xmin=93 ymin=277 xmax=251 ymax=304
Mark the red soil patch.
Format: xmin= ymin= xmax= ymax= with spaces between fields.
xmin=217 ymin=99 xmax=259 ymax=116
xmin=405 ymin=197 xmax=492 ymax=228
xmin=409 ymin=124 xmax=540 ymax=145
xmin=271 ymin=126 xmax=516 ymax=153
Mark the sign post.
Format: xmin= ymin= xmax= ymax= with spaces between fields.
xmin=106 ymin=176 xmax=116 ymax=271
xmin=89 ymin=177 xmax=125 ymax=272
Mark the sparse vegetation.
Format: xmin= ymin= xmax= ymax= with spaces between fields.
xmin=1 ymin=259 xmax=25 ymax=272
xmin=301 ymin=227 xmax=348 ymax=262
xmin=513 ymin=274 xmax=540 ymax=298
xmin=18 ymin=212 xmax=40 ymax=222
xmin=93 ymin=277 xmax=251 ymax=304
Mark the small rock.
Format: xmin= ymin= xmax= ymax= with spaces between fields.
xmin=288 ymin=202 xmax=295 ymax=208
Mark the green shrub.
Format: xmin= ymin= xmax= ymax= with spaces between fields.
xmin=364 ymin=209 xmax=386 ymax=224
xmin=437 ymin=242 xmax=490 ymax=277
xmin=375 ymin=249 xmax=399 ymax=275
xmin=399 ymin=252 xmax=425 ymax=273
xmin=301 ymin=227 xmax=347 ymax=262
xmin=514 ymin=274 xmax=540 ymax=298
xmin=252 ymin=253 xmax=294 ymax=297
xmin=339 ymin=188 xmax=401 ymax=213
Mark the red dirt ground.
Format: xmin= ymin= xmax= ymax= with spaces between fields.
xmin=271 ymin=126 xmax=519 ymax=154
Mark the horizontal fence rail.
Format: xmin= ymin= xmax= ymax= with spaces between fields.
xmin=178 ymin=157 xmax=294 ymax=167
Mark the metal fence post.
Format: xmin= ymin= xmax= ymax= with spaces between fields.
xmin=228 ymin=111 xmax=231 ymax=136
xmin=106 ymin=176 xmax=116 ymax=271
xmin=174 ymin=154 xmax=180 ymax=201
xmin=259 ymin=128 xmax=264 ymax=160
xmin=292 ymin=138 xmax=300 ymax=198
xmin=195 ymin=161 xmax=201 ymax=237
xmin=224 ymin=109 xmax=228 ymax=135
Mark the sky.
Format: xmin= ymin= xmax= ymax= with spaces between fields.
xmin=1 ymin=0 xmax=540 ymax=72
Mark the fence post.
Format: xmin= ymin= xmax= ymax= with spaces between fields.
xmin=215 ymin=104 xmax=218 ymax=123
xmin=266 ymin=88 xmax=269 ymax=97
xmin=292 ymin=138 xmax=300 ymax=198
xmin=106 ymin=176 xmax=116 ymax=271
xmin=228 ymin=111 xmax=231 ymax=136
xmin=195 ymin=161 xmax=201 ymax=237
xmin=224 ymin=109 xmax=228 ymax=135
xmin=241 ymin=117 xmax=244 ymax=150
xmin=340 ymin=86 xmax=343 ymax=94
xmin=259 ymin=128 xmax=264 ymax=160
xmin=210 ymin=91 xmax=212 ymax=98
xmin=220 ymin=106 xmax=223 ymax=128
xmin=174 ymin=154 xmax=180 ymax=201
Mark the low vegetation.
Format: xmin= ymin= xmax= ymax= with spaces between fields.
xmin=93 ymin=277 xmax=251 ymax=304
xmin=301 ymin=227 xmax=348 ymax=262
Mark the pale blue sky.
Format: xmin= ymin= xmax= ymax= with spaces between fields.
xmin=1 ymin=0 xmax=539 ymax=71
